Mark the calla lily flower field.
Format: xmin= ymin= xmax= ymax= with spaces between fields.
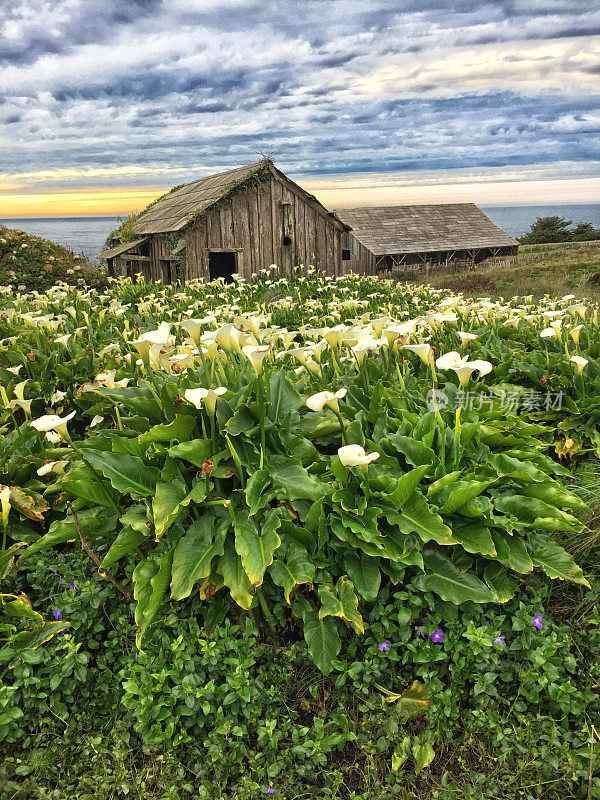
xmin=0 ymin=268 xmax=595 ymax=678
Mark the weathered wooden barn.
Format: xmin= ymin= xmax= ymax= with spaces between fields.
xmin=334 ymin=204 xmax=519 ymax=273
xmin=99 ymin=159 xmax=351 ymax=282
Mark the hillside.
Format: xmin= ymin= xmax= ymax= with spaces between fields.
xmin=411 ymin=240 xmax=600 ymax=300
xmin=0 ymin=225 xmax=107 ymax=292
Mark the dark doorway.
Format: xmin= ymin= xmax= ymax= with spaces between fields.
xmin=209 ymin=251 xmax=236 ymax=283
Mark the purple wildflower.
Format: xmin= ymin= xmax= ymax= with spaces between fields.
xmin=213 ymin=772 xmax=223 ymax=781
xmin=69 ymin=581 xmax=76 ymax=591
xmin=53 ymin=608 xmax=62 ymax=620
xmin=57 ymin=576 xmax=62 ymax=589
xmin=532 ymin=613 xmax=543 ymax=630
xmin=565 ymin=619 xmax=572 ymax=625
xmin=378 ymin=640 xmax=391 ymax=652
xmin=158 ymin=785 xmax=165 ymax=790
xmin=568 ymin=477 xmax=576 ymax=485
xmin=266 ymin=789 xmax=275 ymax=795
xmin=430 ymin=628 xmax=444 ymax=644
xmin=134 ymin=651 xmax=138 ymax=662
xmin=60 ymin=555 xmax=66 ymax=562
xmin=493 ymin=635 xmax=506 ymax=644
xmin=535 ymin=680 xmax=540 ymax=686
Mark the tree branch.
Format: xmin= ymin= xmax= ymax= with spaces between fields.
xmin=67 ymin=501 xmax=132 ymax=601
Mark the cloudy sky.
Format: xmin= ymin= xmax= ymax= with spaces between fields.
xmin=1 ymin=0 xmax=599 ymax=216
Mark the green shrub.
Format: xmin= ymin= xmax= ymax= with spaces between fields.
xmin=0 ymin=226 xmax=108 ymax=292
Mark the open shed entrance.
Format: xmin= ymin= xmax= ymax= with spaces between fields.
xmin=209 ymin=251 xmax=237 ymax=283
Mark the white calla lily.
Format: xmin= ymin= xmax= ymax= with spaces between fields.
xmin=242 ymin=344 xmax=272 ymax=375
xmin=435 ymin=351 xmax=467 ymax=370
xmin=306 ymin=388 xmax=347 ymax=413
xmin=569 ymin=325 xmax=584 ymax=345
xmin=31 ymin=410 xmax=76 ymax=438
xmin=337 ymin=444 xmax=380 ymax=467
xmin=37 ymin=460 xmax=69 ymax=476
xmin=570 ymin=355 xmax=588 ymax=375
xmin=451 ymin=359 xmax=493 ymax=388
xmin=184 ymin=386 xmax=227 ymax=415
xmin=401 ymin=343 xmax=433 ymax=365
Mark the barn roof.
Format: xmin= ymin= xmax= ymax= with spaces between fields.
xmin=130 ymin=159 xmax=349 ymax=236
xmin=98 ymin=237 xmax=148 ymax=259
xmin=132 ymin=161 xmax=269 ymax=235
xmin=334 ymin=204 xmax=519 ymax=256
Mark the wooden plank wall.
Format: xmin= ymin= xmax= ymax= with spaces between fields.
xmin=342 ymin=232 xmax=376 ymax=275
xmin=184 ymin=176 xmax=346 ymax=281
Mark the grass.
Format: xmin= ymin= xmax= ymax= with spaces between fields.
xmin=409 ymin=241 xmax=600 ymax=300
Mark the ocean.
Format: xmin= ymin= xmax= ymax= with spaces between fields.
xmin=2 ymin=204 xmax=600 ymax=261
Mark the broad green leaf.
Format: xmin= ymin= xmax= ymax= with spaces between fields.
xmin=218 ymin=540 xmax=254 ymax=609
xmin=483 ymin=563 xmax=517 ymax=603
xmin=0 ymin=622 xmax=71 ymax=664
xmin=440 ymin=481 xmax=493 ymax=514
xmin=495 ymin=494 xmax=580 ymax=531
xmin=2 ymin=597 xmax=44 ymax=624
xmin=426 ymin=471 xmax=462 ymax=497
xmin=61 ymin=464 xmax=119 ymax=508
xmin=302 ymin=611 xmax=341 ymax=675
xmin=318 ymin=577 xmax=364 ymax=634
xmin=380 ymin=465 xmax=429 ymax=509
xmin=170 ymin=516 xmax=228 ymax=600
xmin=0 ymin=708 xmax=23 ymax=725
xmin=234 ymin=509 xmax=281 ymax=586
xmin=138 ymin=414 xmax=196 ymax=444
xmin=344 ymin=553 xmax=381 ymax=601
xmin=120 ymin=504 xmax=150 ymax=533
xmin=413 ymin=741 xmax=435 ymax=771
xmin=382 ymin=680 xmax=430 ymax=723
xmin=386 ymin=434 xmax=437 ymax=468
xmin=452 ymin=522 xmax=497 ymax=557
xmin=101 ymin=527 xmax=149 ymax=569
xmin=84 ymin=451 xmax=159 ymax=498
xmin=4 ymin=486 xmax=49 ymax=523
xmin=340 ymin=507 xmax=382 ymax=544
xmin=394 ymin=494 xmax=456 ymax=546
xmin=269 ymin=369 xmax=303 ymax=422
xmin=490 ymin=530 xmax=533 ymax=574
xmin=133 ymin=550 xmax=173 ymax=649
xmin=19 ymin=509 xmax=117 ymax=560
xmin=487 ymin=453 xmax=548 ymax=484
xmin=419 ymin=549 xmax=495 ymax=604
xmin=0 ymin=543 xmax=25 ymax=579
xmin=521 ymin=483 xmax=588 ymax=511
xmin=530 ymin=534 xmax=590 ymax=588
xmin=269 ymin=544 xmax=315 ymax=604
xmin=168 ymin=439 xmax=212 ymax=468
xmin=270 ymin=459 xmax=324 ymax=502
xmin=245 ymin=469 xmax=272 ymax=515
xmin=152 ymin=479 xmax=187 ymax=540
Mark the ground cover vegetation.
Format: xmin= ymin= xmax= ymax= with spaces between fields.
xmin=422 ymin=240 xmax=600 ymax=302
xmin=0 ymin=267 xmax=598 ymax=798
xmin=0 ymin=226 xmax=107 ymax=293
